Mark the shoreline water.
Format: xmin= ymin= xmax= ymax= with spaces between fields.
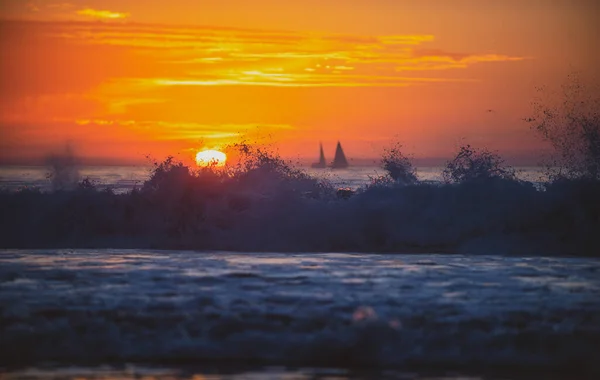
xmin=1 ymin=364 xmax=588 ymax=380
xmin=2 ymin=250 xmax=599 ymax=379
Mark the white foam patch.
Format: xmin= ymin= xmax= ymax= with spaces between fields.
xmin=1 ymin=250 xmax=599 ymax=373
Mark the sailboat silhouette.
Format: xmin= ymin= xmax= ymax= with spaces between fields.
xmin=311 ymin=143 xmax=327 ymax=168
xmin=331 ymin=141 xmax=349 ymax=169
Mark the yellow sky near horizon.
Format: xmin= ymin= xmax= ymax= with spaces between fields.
xmin=0 ymin=0 xmax=598 ymax=165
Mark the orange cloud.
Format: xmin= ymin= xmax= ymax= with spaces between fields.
xmin=411 ymin=49 xmax=528 ymax=67
xmin=0 ymin=19 xmax=528 ymax=124
xmin=393 ymin=52 xmax=528 ymax=72
xmin=0 ymin=19 xmax=531 ymax=163
xmin=73 ymin=119 xmax=293 ymax=149
xmin=22 ymin=21 xmax=523 ymax=88
xmin=76 ymin=8 xmax=129 ymax=19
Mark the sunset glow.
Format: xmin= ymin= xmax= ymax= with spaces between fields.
xmin=0 ymin=0 xmax=598 ymax=165
xmin=195 ymin=150 xmax=227 ymax=167
xmin=76 ymin=8 xmax=129 ymax=19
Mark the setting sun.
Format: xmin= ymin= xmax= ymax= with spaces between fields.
xmin=195 ymin=150 xmax=227 ymax=167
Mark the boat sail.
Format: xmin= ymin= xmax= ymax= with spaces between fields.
xmin=331 ymin=141 xmax=349 ymax=169
xmin=311 ymin=143 xmax=327 ymax=168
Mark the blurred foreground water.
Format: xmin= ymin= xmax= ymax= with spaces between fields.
xmin=0 ymin=165 xmax=547 ymax=193
xmin=1 ymin=250 xmax=599 ymax=379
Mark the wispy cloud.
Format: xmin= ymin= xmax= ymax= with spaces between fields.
xmin=150 ymin=75 xmax=473 ymax=88
xmin=0 ymin=19 xmax=528 ymax=125
xmin=76 ymin=8 xmax=129 ymax=19
xmin=407 ymin=49 xmax=527 ymax=70
xmin=22 ymin=21 xmax=523 ymax=88
xmin=74 ymin=119 xmax=293 ymax=141
xmin=0 ymin=18 xmax=537 ymax=162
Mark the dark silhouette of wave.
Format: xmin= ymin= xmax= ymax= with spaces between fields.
xmin=1 ymin=144 xmax=598 ymax=256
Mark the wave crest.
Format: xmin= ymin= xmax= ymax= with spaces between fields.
xmin=1 ymin=145 xmax=599 ymax=255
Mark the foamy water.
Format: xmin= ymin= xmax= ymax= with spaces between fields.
xmin=1 ymin=250 xmax=599 ymax=379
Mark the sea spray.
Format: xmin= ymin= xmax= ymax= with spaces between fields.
xmin=45 ymin=143 xmax=81 ymax=191
xmin=1 ymin=143 xmax=599 ymax=255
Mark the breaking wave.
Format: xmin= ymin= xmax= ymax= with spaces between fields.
xmin=0 ymin=145 xmax=599 ymax=255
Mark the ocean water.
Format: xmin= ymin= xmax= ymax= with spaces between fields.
xmin=1 ymin=162 xmax=595 ymax=254
xmin=0 ymin=165 xmax=547 ymax=193
xmin=1 ymin=161 xmax=597 ymax=379
xmin=1 ymin=250 xmax=599 ymax=379
xmin=0 ymin=165 xmax=151 ymax=193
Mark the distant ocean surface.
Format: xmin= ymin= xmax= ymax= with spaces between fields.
xmin=0 ymin=165 xmax=548 ymax=193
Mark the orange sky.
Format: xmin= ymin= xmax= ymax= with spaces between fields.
xmin=1 ymin=0 xmax=598 ymax=165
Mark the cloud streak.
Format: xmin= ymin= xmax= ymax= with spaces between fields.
xmin=76 ymin=8 xmax=129 ymax=19
xmin=5 ymin=20 xmax=525 ymax=89
xmin=74 ymin=119 xmax=293 ymax=141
